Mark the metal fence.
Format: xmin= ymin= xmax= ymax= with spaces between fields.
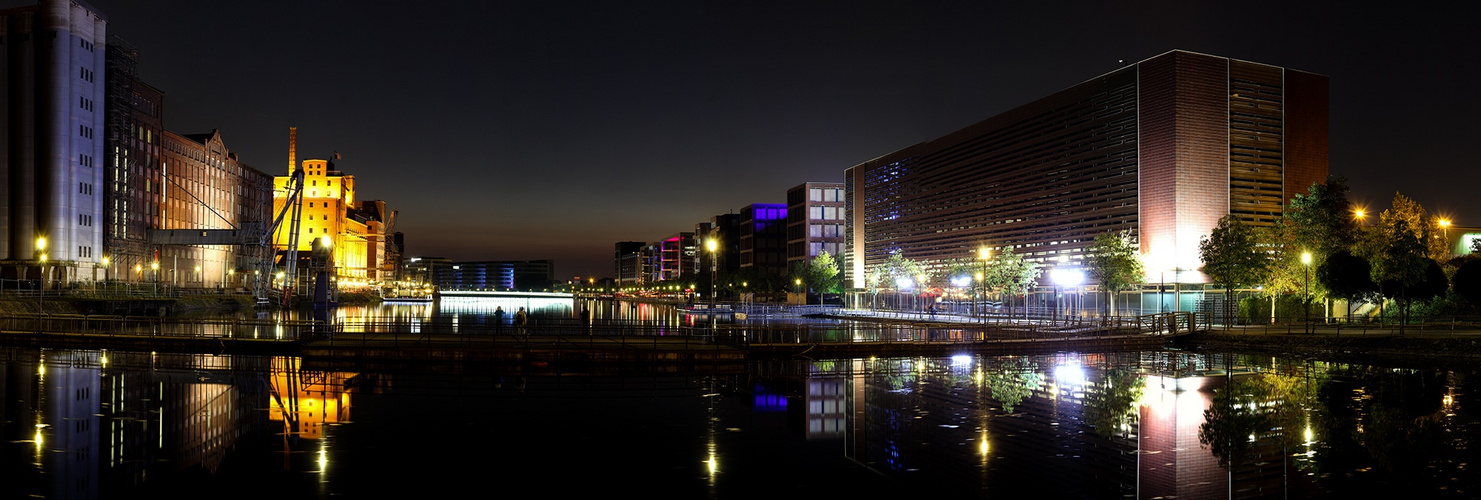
xmin=0 ymin=313 xmax=324 ymax=341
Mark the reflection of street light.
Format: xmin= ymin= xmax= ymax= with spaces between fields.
xmin=1301 ymin=251 xmax=1312 ymax=333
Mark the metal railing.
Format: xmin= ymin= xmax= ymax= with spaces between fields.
xmin=0 ymin=313 xmax=323 ymax=341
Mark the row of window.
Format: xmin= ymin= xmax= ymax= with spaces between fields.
xmin=809 ymin=187 xmax=844 ymax=202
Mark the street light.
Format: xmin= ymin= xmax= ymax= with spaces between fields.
xmin=977 ymin=247 xmax=992 ymax=322
xmin=1440 ymin=218 xmax=1453 ymax=255
xmin=1301 ymin=251 xmax=1312 ymax=333
xmin=706 ymin=238 xmax=718 ymax=306
xmin=36 ymin=237 xmax=47 ymax=312
xmin=151 ymin=260 xmax=160 ymax=296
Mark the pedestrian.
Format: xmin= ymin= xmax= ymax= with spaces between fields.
xmin=515 ymin=307 xmax=528 ymax=335
xmin=581 ymin=307 xmax=592 ymax=335
xmin=494 ymin=306 xmax=506 ymax=334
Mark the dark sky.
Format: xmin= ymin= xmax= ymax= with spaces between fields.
xmin=30 ymin=0 xmax=1481 ymax=278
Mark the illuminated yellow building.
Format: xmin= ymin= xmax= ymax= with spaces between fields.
xmin=272 ymin=157 xmax=371 ymax=286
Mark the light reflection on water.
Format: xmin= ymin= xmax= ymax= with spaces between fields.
xmin=3 ymin=307 xmax=1479 ymax=497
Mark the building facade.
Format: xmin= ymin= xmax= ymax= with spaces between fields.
xmin=786 ymin=182 xmax=846 ymax=268
xmin=156 ymin=130 xmax=270 ymax=287
xmin=101 ymin=39 xmax=164 ymax=285
xmin=0 ymin=0 xmax=108 ymax=284
xmin=739 ymin=203 xmax=788 ymax=276
xmin=432 ymin=259 xmax=555 ymax=291
xmin=271 ymin=155 xmax=375 ymax=287
xmin=845 ymin=50 xmax=1327 ymax=288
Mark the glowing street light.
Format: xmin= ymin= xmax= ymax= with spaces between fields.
xmin=36 ymin=237 xmax=47 ymax=312
xmin=706 ymin=238 xmax=718 ymax=306
xmin=1301 ymin=251 xmax=1312 ymax=333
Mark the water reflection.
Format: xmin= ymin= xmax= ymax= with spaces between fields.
xmin=2 ymin=346 xmax=1477 ymax=498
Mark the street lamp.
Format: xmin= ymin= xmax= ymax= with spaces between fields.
xmin=36 ymin=236 xmax=47 ymax=312
xmin=977 ymin=247 xmax=991 ymax=321
xmin=151 ymin=260 xmax=160 ymax=296
xmin=1301 ymin=251 xmax=1312 ymax=333
xmin=1440 ymin=218 xmax=1453 ymax=255
xmin=706 ymin=238 xmax=718 ymax=306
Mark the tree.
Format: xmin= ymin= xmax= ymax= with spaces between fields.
xmin=1316 ymin=249 xmax=1378 ymax=321
xmin=866 ymin=249 xmax=928 ymax=292
xmin=1361 ymin=193 xmax=1445 ymax=329
xmin=791 ymin=251 xmax=843 ymax=295
xmin=1200 ymin=215 xmax=1272 ymax=326
xmin=1087 ymin=231 xmax=1145 ymax=317
xmin=985 ymin=247 xmax=1041 ymax=319
xmin=1284 ymin=176 xmax=1361 ymax=257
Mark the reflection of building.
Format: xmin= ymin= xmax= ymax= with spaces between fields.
xmin=787 ymin=182 xmax=846 ymax=269
xmin=845 ymin=50 xmax=1328 ymax=287
xmin=268 ymin=357 xmax=354 ymax=440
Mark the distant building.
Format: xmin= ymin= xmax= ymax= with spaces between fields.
xmin=614 ymin=241 xmax=645 ymax=286
xmin=786 ymin=182 xmax=846 ymax=269
xmin=739 ymin=204 xmax=788 ymax=276
xmin=656 ymin=232 xmax=696 ymax=282
xmin=695 ymin=213 xmax=741 ymax=280
xmin=845 ymin=50 xmax=1327 ymax=288
xmin=404 ymin=256 xmax=448 ymax=285
xmin=0 ymin=0 xmax=109 ymax=283
xmin=433 ymin=260 xmax=555 ymax=291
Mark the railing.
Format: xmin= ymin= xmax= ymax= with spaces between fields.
xmin=1224 ymin=315 xmax=1481 ymax=336
xmin=0 ymin=313 xmax=326 ymax=341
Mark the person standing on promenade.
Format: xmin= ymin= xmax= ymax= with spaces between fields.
xmin=494 ymin=306 xmax=506 ymax=334
xmin=515 ymin=307 xmax=529 ymax=336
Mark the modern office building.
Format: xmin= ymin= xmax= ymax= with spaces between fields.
xmin=786 ymin=182 xmax=846 ymax=268
xmin=0 ymin=0 xmax=108 ymax=284
xmin=739 ymin=203 xmax=788 ymax=276
xmin=655 ymin=232 xmax=696 ymax=282
xmin=695 ymin=213 xmax=741 ymax=278
xmin=432 ymin=259 xmax=554 ymax=290
xmin=614 ymin=241 xmax=646 ymax=286
xmin=845 ymin=50 xmax=1327 ymax=288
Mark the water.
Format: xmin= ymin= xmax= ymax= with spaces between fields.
xmin=3 ymin=299 xmax=1478 ymax=498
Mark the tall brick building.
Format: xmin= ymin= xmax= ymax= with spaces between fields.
xmin=845 ymin=50 xmax=1327 ymax=288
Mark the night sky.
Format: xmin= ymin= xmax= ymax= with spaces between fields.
xmin=19 ymin=0 xmax=1480 ymax=279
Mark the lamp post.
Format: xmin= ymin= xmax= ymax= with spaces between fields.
xmin=35 ymin=237 xmax=47 ymax=312
xmin=101 ymin=256 xmax=110 ymax=294
xmin=1440 ymin=218 xmax=1452 ymax=255
xmin=977 ymin=247 xmax=991 ymax=322
xmin=151 ymin=260 xmax=160 ymax=296
xmin=706 ymin=238 xmax=718 ymax=307
xmin=1301 ymin=251 xmax=1312 ymax=333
